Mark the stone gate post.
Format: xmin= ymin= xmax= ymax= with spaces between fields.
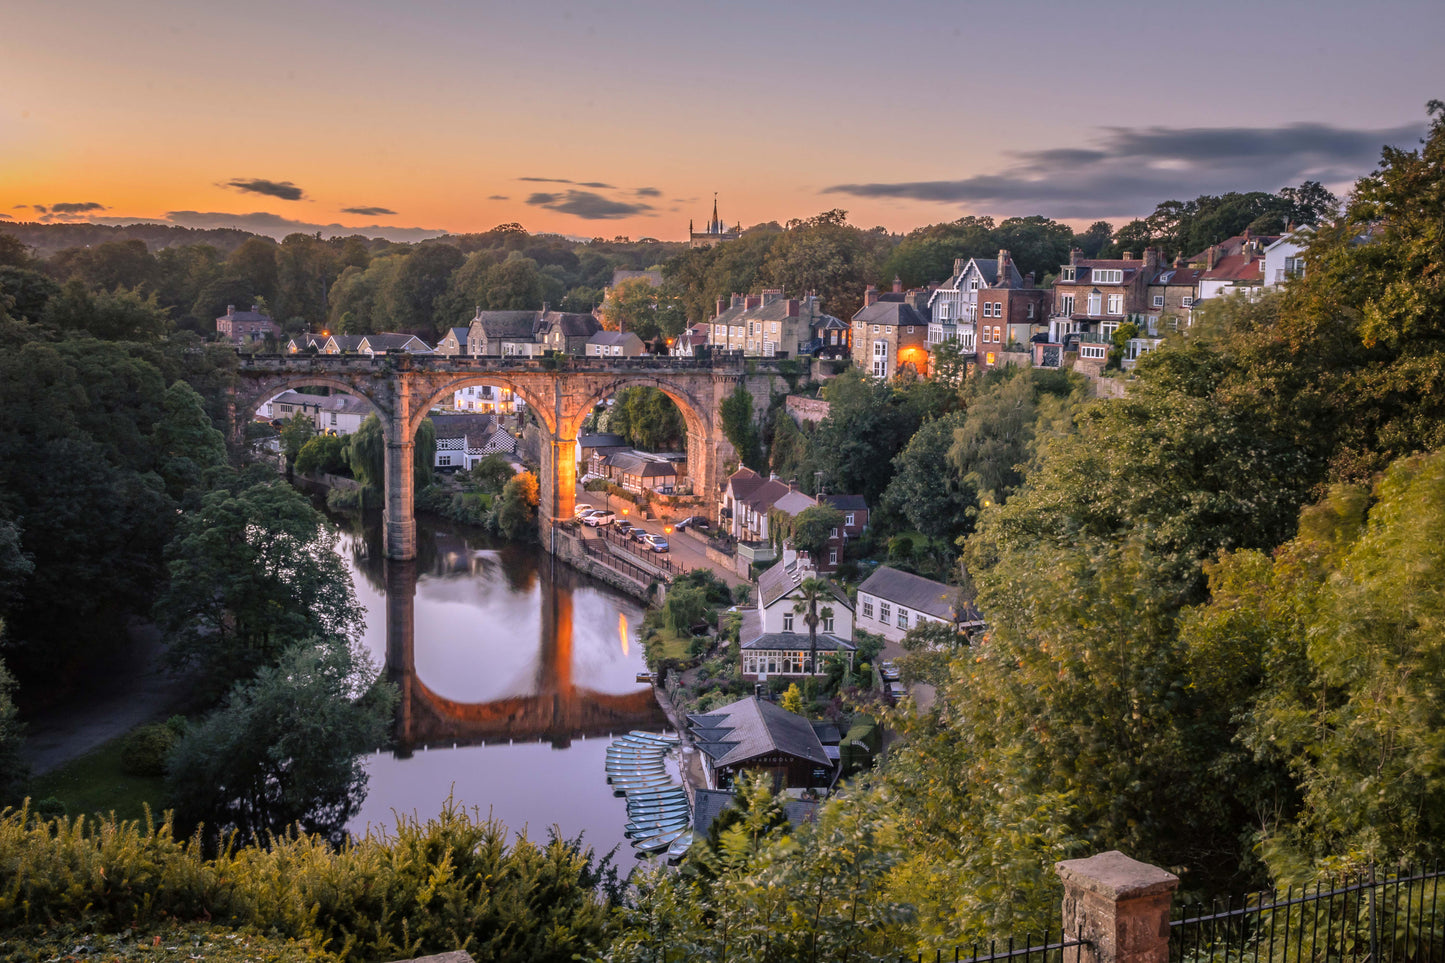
xmin=1057 ymin=851 xmax=1178 ymax=963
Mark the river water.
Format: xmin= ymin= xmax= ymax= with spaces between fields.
xmin=329 ymin=511 xmax=674 ymax=865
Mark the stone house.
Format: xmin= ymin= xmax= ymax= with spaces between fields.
xmin=1144 ymin=262 xmax=1204 ymax=334
xmin=601 ymin=449 xmax=683 ymax=493
xmin=1048 ymin=248 xmax=1159 ymax=345
xmin=434 ymin=326 xmax=471 ymax=356
xmin=708 ymin=290 xmax=827 ymax=357
xmin=851 ymin=281 xmax=931 ymax=379
xmin=216 ymin=304 xmax=280 ymax=345
xmin=671 ymin=322 xmax=712 ymax=357
xmin=719 ymin=467 xmax=818 ymax=542
xmin=534 ymin=311 xmax=602 ymax=355
xmin=855 ymin=565 xmax=983 ymax=645
xmin=585 ymin=330 xmax=646 ymax=357
xmin=926 ymin=253 xmax=1023 ymax=350
xmin=466 ymin=310 xmax=541 ymax=356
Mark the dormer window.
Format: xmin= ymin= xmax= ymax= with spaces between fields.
xmin=1094 ymin=269 xmax=1124 ymax=284
xmin=1060 ymin=267 xmax=1076 ymax=282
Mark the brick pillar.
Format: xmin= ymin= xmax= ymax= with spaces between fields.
xmin=1057 ymin=851 xmax=1178 ymax=963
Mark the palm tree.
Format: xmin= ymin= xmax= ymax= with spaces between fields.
xmin=792 ymin=576 xmax=836 ymax=678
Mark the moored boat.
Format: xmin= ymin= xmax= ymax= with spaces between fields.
xmin=632 ymin=827 xmax=689 ymax=853
xmin=665 ymin=833 xmax=694 ymax=861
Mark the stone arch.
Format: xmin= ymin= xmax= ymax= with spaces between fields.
xmin=407 ymin=374 xmax=555 ymax=440
xmin=236 ymin=373 xmax=386 ymax=428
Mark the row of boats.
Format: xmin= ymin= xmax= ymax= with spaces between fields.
xmin=607 ymin=731 xmax=692 ymax=859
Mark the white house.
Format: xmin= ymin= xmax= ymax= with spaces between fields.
xmin=430 ymin=413 xmax=518 ymax=471
xmin=926 ymin=255 xmax=1023 ymax=347
xmin=739 ymin=552 xmax=855 ymax=680
xmin=1261 ymin=228 xmax=1313 ymax=289
xmin=358 ymin=333 xmax=433 ymax=355
xmin=855 ymin=565 xmax=983 ymax=645
xmin=262 ymin=390 xmax=370 ymax=436
xmin=452 ymin=384 xmax=525 ymax=414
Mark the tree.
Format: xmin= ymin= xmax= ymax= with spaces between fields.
xmin=663 ymin=584 xmax=710 ymax=636
xmin=779 ymin=504 xmax=844 ymax=562
xmin=884 ymin=411 xmax=975 ymax=542
xmin=720 ymin=383 xmax=761 ymax=469
xmin=780 ymin=682 xmax=804 ymax=715
xmin=792 ymin=576 xmax=836 ymax=677
xmin=279 ymin=413 xmax=316 ymax=465
xmin=0 ymin=645 xmax=25 ymax=801
xmin=294 ymin=434 xmax=350 ymax=476
xmin=494 ymin=471 xmax=539 ymax=540
xmin=153 ymin=380 xmax=228 ymax=502
xmin=383 ymin=242 xmax=464 ymax=331
xmin=155 ymin=479 xmax=365 ymax=688
xmin=166 ymin=635 xmax=396 ymax=845
xmin=467 ymin=452 xmax=514 ymax=494
xmin=607 ymin=387 xmax=686 ymax=451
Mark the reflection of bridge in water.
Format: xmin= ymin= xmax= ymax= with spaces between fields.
xmin=383 ymin=556 xmax=666 ymax=754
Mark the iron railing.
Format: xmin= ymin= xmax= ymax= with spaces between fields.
xmin=1170 ymin=866 xmax=1444 ymax=963
xmin=902 ymin=927 xmax=1087 ymax=963
xmin=596 ymin=525 xmax=684 ymax=575
xmin=577 ymin=534 xmax=672 ymax=586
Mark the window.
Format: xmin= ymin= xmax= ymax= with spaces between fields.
xmin=981 ymin=326 xmax=991 ymax=343
xmin=830 ymin=527 xmax=838 ymax=538
xmin=439 ymin=455 xmax=452 ymax=466
xmin=1182 ymin=296 xmax=1195 ymax=307
xmin=897 ymin=608 xmax=909 ymax=628
xmin=938 ymin=302 xmax=951 ymax=320
xmin=1101 ymin=321 xmax=1119 ymax=339
xmin=1152 ymin=294 xmax=1165 ymax=308
xmin=969 ymin=278 xmax=980 ymax=290
xmin=862 ymin=600 xmax=873 ymax=618
xmin=1087 ymin=293 xmax=1101 ymax=316
xmin=1027 ymin=302 xmax=1035 ymax=318
xmin=872 ymin=359 xmax=887 ymax=377
xmin=823 ymin=616 xmax=835 ymax=632
xmin=1060 ymin=267 xmax=1076 ymax=282
xmin=993 ymin=325 xmax=1003 ymax=343
xmin=1080 ymin=344 xmax=1108 ymax=360
xmin=1059 ymin=294 xmax=1075 ymax=316
xmin=1093 ymin=268 xmax=1123 ymax=284
xmin=872 ymin=325 xmax=880 ymax=334
xmin=906 ymin=326 xmax=914 ymax=334
xmin=845 ymin=512 xmax=855 ymax=526
xmin=330 ymin=413 xmax=338 ymax=425
xmin=878 ymin=602 xmax=891 ymax=624
xmin=828 ymin=549 xmax=838 ymax=565
xmin=783 ymin=613 xmax=794 ymax=632
xmin=1285 ymin=256 xmax=1306 ymax=278
xmin=1108 ymin=294 xmax=1124 ymax=315
xmin=873 ymin=341 xmax=888 ymax=358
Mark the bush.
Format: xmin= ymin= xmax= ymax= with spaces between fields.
xmin=119 ymin=723 xmax=179 ymax=778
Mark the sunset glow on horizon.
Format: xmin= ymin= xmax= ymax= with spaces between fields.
xmin=4 ymin=0 xmax=1442 ymax=242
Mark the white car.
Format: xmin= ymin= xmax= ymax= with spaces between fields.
xmin=584 ymin=510 xmax=616 ymax=527
xmin=574 ymin=505 xmax=601 ymax=520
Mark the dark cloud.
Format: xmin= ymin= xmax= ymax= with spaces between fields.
xmin=517 ymin=176 xmax=618 ymax=189
xmin=27 ymin=201 xmax=110 ymax=222
xmin=51 ymin=201 xmax=107 ymax=214
xmin=342 ymin=206 xmax=397 ymax=216
xmin=224 ymin=178 xmax=306 ymax=201
xmin=0 ymin=213 xmax=11 ymax=220
xmin=525 ymin=189 xmax=654 ymax=220
xmin=487 ymin=194 xmax=509 ymax=200
xmin=823 ymin=121 xmax=1426 ymax=219
xmin=577 ymin=181 xmax=615 ymax=189
xmin=634 ymin=187 xmax=662 ymax=197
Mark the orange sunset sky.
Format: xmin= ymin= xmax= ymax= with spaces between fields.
xmin=3 ymin=0 xmax=1442 ymax=242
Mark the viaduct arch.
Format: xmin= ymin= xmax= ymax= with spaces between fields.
xmin=233 ymin=353 xmax=796 ymax=560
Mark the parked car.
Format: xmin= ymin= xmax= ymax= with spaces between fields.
xmin=574 ymin=505 xmax=600 ymax=519
xmin=631 ymin=527 xmax=650 ymax=543
xmin=676 ymin=515 xmax=711 ymax=533
xmin=584 ymin=510 xmax=616 ymax=527
xmin=614 ymin=520 xmax=634 ymax=536
xmin=642 ymin=533 xmax=669 ymax=553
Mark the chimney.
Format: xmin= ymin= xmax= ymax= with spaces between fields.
xmin=786 ymin=298 xmax=799 ymax=317
xmin=731 ymin=293 xmax=745 ymax=309
xmin=1069 ymin=247 xmax=1081 ymax=266
xmin=1207 ymin=245 xmax=1218 ymax=271
xmin=892 ymin=276 xmax=903 ymax=294
xmin=226 ymin=304 xmax=235 ymax=316
xmin=762 ymin=288 xmax=783 ymax=305
xmin=716 ymin=296 xmax=727 ymax=317
xmin=865 ymin=284 xmax=879 ymax=307
xmin=542 ymin=301 xmax=550 ymax=314
xmin=1174 ymin=254 xmax=1186 ymax=268
xmin=1122 ymin=252 xmax=1134 ymax=261
xmin=788 ymin=478 xmax=797 ymax=491
xmin=251 ymin=303 xmax=261 ymax=313
xmin=745 ymin=294 xmax=762 ymax=310
xmin=1024 ymin=271 xmax=1036 ymax=288
xmin=1143 ymin=247 xmax=1160 ymax=272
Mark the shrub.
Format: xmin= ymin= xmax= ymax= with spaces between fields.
xmin=120 ymin=723 xmax=179 ymax=777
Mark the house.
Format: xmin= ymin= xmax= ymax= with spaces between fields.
xmin=263 ymin=390 xmax=327 ymax=423
xmin=718 ymin=467 xmax=818 ymax=543
xmin=216 ymin=304 xmax=280 ymax=345
xmin=467 ymin=310 xmax=540 ymax=356
xmin=926 ymin=252 xmax=1024 ymax=351
xmin=851 ymin=281 xmax=931 ymax=378
xmin=315 ymin=393 xmax=371 ymax=435
xmin=322 ymin=334 xmax=365 ymax=354
xmin=452 ymin=384 xmax=523 ymax=414
xmin=534 ymin=310 xmax=602 ymax=355
xmin=1047 ymin=248 xmax=1159 ymax=345
xmin=807 ymin=312 xmax=851 ymax=358
xmin=358 ymin=333 xmax=433 ymax=355
xmin=688 ymin=696 xmax=838 ymax=790
xmin=434 ymin=326 xmax=470 ymax=356
xmin=601 ymin=449 xmax=682 ymax=493
xmin=1261 ymin=228 xmax=1313 ymax=289
xmin=585 ymin=330 xmax=646 ymax=357
xmin=968 ymin=252 xmax=1051 ymax=371
xmin=429 ymin=413 xmax=518 ymax=471
xmin=1144 ymin=260 xmax=1205 ymax=334
xmin=671 ymin=322 xmax=712 ymax=357
xmin=707 ymin=290 xmax=830 ymax=358
xmin=744 ymin=551 xmax=855 ymax=670
xmin=285 ymin=333 xmax=328 ymax=353
xmin=578 ymin=432 xmax=627 ymax=476
xmin=818 ymin=493 xmax=868 ymax=569
xmin=855 ymin=565 xmax=983 ymax=644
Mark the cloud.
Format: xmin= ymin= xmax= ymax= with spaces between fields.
xmin=633 ymin=187 xmax=662 ymax=197
xmin=577 ymin=181 xmax=614 ymax=189
xmin=487 ymin=194 xmax=509 ymax=200
xmin=822 ymin=121 xmax=1427 ymax=219
xmin=51 ymin=201 xmax=107 ymax=214
xmin=26 ymin=201 xmax=110 ymax=222
xmin=224 ymin=178 xmax=306 ymax=201
xmin=524 ymin=190 xmax=654 ymax=220
xmin=78 ymin=210 xmax=445 ymax=243
xmin=517 ymin=176 xmax=618 ymax=190
xmin=342 ymin=206 xmax=397 ymax=216
xmin=0 ymin=213 xmax=10 ymax=220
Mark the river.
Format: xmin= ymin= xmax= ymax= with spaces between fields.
xmin=328 ymin=510 xmax=675 ymax=865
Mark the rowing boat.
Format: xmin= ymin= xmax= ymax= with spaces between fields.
xmin=627 ymin=821 xmax=690 ymax=839
xmin=632 ymin=827 xmax=689 ymax=853
xmin=627 ymin=731 xmax=680 ymax=744
xmin=665 ymin=833 xmax=694 ymax=861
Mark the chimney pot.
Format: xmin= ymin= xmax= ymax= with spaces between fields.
xmin=1069 ymin=248 xmax=1081 ymax=266
xmin=892 ymin=276 xmax=903 ymax=294
xmin=716 ymin=296 xmax=727 ymax=317
xmin=786 ymin=298 xmax=799 ymax=317
xmin=227 ymin=304 xmax=235 ymax=315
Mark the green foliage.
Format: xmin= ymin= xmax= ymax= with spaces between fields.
xmin=41 ymin=281 xmax=172 ymax=341
xmin=772 ymin=504 xmax=842 ymax=560
xmin=295 ymin=433 xmax=351 ymax=477
xmin=154 ymin=478 xmax=365 ymax=688
xmin=663 ymin=585 xmax=711 ymax=636
xmin=720 ymin=383 xmax=761 ymax=469
xmin=780 ymin=683 xmax=804 ymax=714
xmin=606 ymin=386 xmax=686 ymax=451
xmin=0 ymin=654 xmax=25 ymax=800
xmin=883 ymin=411 xmax=974 ymax=541
xmin=494 ymin=471 xmax=539 ymax=541
xmin=166 ymin=636 xmax=395 ymax=845
xmin=0 ymin=800 xmax=616 ymax=963
xmin=153 ymin=381 xmax=228 ymax=502
xmin=466 ymin=451 xmax=514 ymax=493
xmin=278 ymin=413 xmax=316 ymax=465
xmin=119 ymin=721 xmax=181 ymax=778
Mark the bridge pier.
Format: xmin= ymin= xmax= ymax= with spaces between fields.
xmin=384 ymin=438 xmax=418 ymax=560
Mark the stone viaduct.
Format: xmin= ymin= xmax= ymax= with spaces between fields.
xmin=232 ymin=352 xmax=803 ymax=559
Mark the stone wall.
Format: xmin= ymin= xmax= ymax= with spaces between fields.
xmin=785 ymin=395 xmax=831 ymax=425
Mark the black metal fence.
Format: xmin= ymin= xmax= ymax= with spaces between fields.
xmin=1170 ymin=866 xmax=1444 ymax=963
xmin=577 ymin=534 xmax=672 ymax=586
xmin=596 ymin=524 xmax=684 ymax=575
xmin=901 ymin=927 xmax=1087 ymax=963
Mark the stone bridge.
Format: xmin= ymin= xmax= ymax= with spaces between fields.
xmin=233 ymin=352 xmax=802 ymax=559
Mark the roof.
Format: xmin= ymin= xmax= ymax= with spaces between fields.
xmin=820 ymin=494 xmax=867 ymax=513
xmin=851 ymin=301 xmax=930 ymax=327
xmin=442 ymin=326 xmax=469 ymax=344
xmin=429 ymin=413 xmax=497 ymax=441
xmin=579 ymin=432 xmax=626 ymax=449
xmin=710 ymin=293 xmax=828 ymax=327
xmin=686 ymin=696 xmax=832 ymax=768
xmin=726 ymin=467 xmax=765 ymax=501
xmin=537 ymin=311 xmax=602 ymax=338
xmin=691 ymin=788 xmax=821 ymax=838
xmin=589 ymin=330 xmax=644 ymax=346
xmin=325 ymin=334 xmax=366 ymax=351
xmin=1150 ymin=268 xmax=1204 ymax=287
xmin=361 ymin=333 xmax=432 ymax=352
xmin=740 ymin=632 xmax=855 ymax=654
xmin=270 ymin=390 xmax=326 ymax=408
xmin=318 ymin=394 xmax=371 ymax=416
xmin=857 ymin=565 xmax=966 ymax=622
xmin=605 ymin=451 xmax=676 ymax=476
xmin=738 ymin=478 xmax=797 ymax=513
xmin=757 ymin=555 xmax=851 ymax=609
xmin=470 ymin=311 xmax=539 ymax=340
xmin=1201 ymin=254 xmax=1264 ymax=283
xmin=219 ymin=305 xmax=272 ymax=322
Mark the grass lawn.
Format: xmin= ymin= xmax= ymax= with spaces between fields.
xmin=25 ymin=734 xmax=167 ymax=824
xmin=643 ymin=627 xmax=693 ymax=663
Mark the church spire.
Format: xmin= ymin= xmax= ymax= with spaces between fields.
xmin=711 ymin=193 xmax=720 ymax=233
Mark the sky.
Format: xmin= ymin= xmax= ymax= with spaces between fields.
xmin=2 ymin=0 xmax=1442 ymax=242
